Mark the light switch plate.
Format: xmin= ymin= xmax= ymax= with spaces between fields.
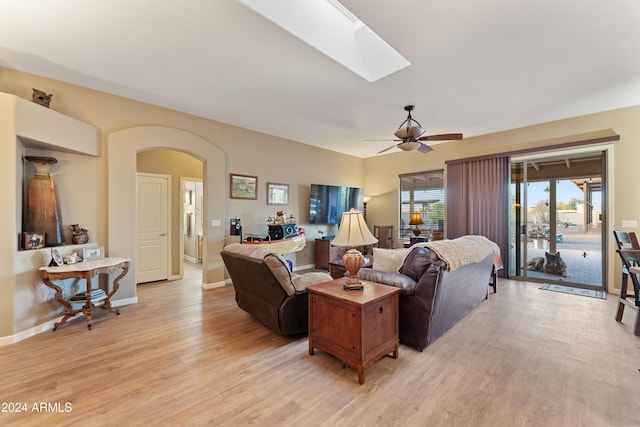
xmin=621 ymin=220 xmax=637 ymax=228
xmin=211 ymin=219 xmax=221 ymax=227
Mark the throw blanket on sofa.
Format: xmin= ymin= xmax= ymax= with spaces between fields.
xmin=407 ymin=235 xmax=500 ymax=272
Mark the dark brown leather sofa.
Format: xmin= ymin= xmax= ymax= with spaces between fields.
xmin=357 ymin=236 xmax=497 ymax=351
xmin=221 ymin=243 xmax=332 ymax=336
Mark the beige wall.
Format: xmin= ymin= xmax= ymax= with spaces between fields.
xmin=0 ymin=66 xmax=363 ymax=341
xmin=2 ymin=63 xmax=638 ymax=341
xmin=0 ymin=94 xmax=18 ymax=338
xmin=1 ymin=90 xmax=103 ymax=339
xmin=363 ymin=105 xmax=640 ymax=291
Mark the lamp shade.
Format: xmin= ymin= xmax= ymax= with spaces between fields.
xmin=332 ymin=209 xmax=378 ymax=247
xmin=408 ymin=212 xmax=424 ymax=226
xmin=332 ymin=209 xmax=377 ymax=287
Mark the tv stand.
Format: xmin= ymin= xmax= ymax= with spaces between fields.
xmin=314 ymin=238 xmax=347 ymax=270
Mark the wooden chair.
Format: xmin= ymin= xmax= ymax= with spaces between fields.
xmin=373 ymin=225 xmax=394 ymax=249
xmin=614 ymin=231 xmax=640 ymax=335
xmin=613 ymin=230 xmax=639 ymax=251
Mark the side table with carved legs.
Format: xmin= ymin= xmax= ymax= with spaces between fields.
xmin=39 ymin=257 xmax=130 ymax=330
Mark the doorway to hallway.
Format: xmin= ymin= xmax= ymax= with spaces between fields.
xmin=182 ymin=178 xmax=203 ymax=265
xmin=136 ymin=148 xmax=204 ymax=283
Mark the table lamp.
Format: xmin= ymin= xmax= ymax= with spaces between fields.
xmin=332 ymin=209 xmax=378 ymax=290
xmin=409 ymin=212 xmax=424 ymax=236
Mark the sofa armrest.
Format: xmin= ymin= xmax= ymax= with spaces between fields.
xmin=357 ymin=269 xmax=418 ymax=295
xmin=291 ymin=272 xmax=333 ymax=294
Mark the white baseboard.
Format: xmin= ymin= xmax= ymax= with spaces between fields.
xmin=112 ymin=297 xmax=138 ymax=307
xmin=202 ymin=280 xmax=227 ymax=290
xmin=0 ymin=296 xmax=138 ymax=346
xmin=294 ymin=263 xmax=315 ymax=271
xmin=183 ymin=255 xmax=198 ymax=263
xmin=0 ymin=322 xmax=56 ymax=347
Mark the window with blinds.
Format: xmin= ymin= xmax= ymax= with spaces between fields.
xmin=399 ymin=170 xmax=445 ymax=240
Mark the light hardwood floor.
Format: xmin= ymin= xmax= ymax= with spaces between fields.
xmin=1 ymin=265 xmax=639 ymax=426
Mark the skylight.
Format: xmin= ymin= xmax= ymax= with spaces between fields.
xmin=239 ymin=0 xmax=410 ymax=82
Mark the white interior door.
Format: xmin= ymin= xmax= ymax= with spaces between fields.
xmin=136 ymin=173 xmax=169 ymax=283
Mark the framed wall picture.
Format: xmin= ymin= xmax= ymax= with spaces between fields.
xmin=51 ymin=248 xmax=63 ymax=266
xmin=267 ymin=182 xmax=289 ymax=206
xmin=23 ymin=232 xmax=45 ymax=250
xmin=82 ymin=245 xmax=105 ymax=260
xmin=230 ymin=174 xmax=258 ymax=200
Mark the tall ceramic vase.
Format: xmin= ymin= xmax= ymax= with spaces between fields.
xmin=24 ymin=156 xmax=65 ymax=247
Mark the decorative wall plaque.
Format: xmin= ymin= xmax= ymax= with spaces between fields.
xmin=32 ymin=88 xmax=53 ymax=108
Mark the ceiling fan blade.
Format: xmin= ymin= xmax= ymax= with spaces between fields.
xmin=377 ymin=144 xmax=399 ymax=154
xmin=417 ymin=143 xmax=433 ymax=154
xmin=419 ymin=133 xmax=463 ymax=141
xmin=364 ymin=139 xmax=401 ymax=142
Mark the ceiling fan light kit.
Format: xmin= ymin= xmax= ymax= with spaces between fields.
xmin=394 ymin=105 xmax=425 ymax=139
xmin=376 ymin=105 xmax=463 ymax=155
xmin=394 ymin=125 xmax=425 ymax=139
xmin=398 ymin=141 xmax=421 ymax=151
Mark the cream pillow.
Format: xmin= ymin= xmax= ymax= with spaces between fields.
xmin=372 ymin=247 xmax=410 ymax=273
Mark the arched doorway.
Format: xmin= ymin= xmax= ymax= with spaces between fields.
xmin=136 ymin=149 xmax=204 ymax=282
xmin=107 ymin=126 xmax=226 ymax=302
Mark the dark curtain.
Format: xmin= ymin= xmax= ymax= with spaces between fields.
xmin=446 ymin=156 xmax=510 ymax=276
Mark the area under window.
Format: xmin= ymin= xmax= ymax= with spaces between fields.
xmin=399 ymin=170 xmax=444 ymax=240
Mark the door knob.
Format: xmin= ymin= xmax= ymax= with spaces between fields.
xmin=160 ymin=233 xmax=167 ymax=236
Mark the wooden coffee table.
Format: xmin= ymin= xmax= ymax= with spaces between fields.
xmin=307 ymin=277 xmax=400 ymax=384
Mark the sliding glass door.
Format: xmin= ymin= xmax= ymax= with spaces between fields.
xmin=509 ymin=151 xmax=605 ymax=290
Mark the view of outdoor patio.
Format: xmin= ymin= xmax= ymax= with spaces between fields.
xmin=511 ymin=164 xmax=604 ymax=289
xmin=525 ymin=225 xmax=602 ymax=286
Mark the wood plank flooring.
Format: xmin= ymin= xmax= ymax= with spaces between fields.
xmin=1 ymin=266 xmax=639 ymax=426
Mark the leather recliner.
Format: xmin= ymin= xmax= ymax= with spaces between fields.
xmin=221 ymin=243 xmax=332 ymax=336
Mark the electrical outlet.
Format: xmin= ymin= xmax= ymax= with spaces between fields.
xmin=621 ymin=220 xmax=637 ymax=228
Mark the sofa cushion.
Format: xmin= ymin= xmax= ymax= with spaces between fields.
xmin=399 ymin=247 xmax=438 ymax=282
xmin=224 ymin=243 xmax=296 ymax=296
xmin=357 ymin=269 xmax=418 ymax=295
xmin=223 ymin=243 xmax=333 ymax=297
xmin=372 ymin=247 xmax=410 ymax=273
xmin=291 ymin=271 xmax=333 ymax=294
xmin=263 ymin=253 xmax=296 ymax=296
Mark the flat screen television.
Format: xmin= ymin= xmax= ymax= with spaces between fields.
xmin=309 ymin=184 xmax=364 ymax=225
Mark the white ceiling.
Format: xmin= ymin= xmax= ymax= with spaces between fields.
xmin=2 ymin=0 xmax=639 ymax=158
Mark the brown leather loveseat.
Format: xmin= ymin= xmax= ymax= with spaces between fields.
xmin=357 ymin=235 xmax=498 ymax=351
xmin=221 ymin=243 xmax=332 ymax=336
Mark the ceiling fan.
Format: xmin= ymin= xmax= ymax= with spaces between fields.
xmin=374 ymin=105 xmax=463 ymax=154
